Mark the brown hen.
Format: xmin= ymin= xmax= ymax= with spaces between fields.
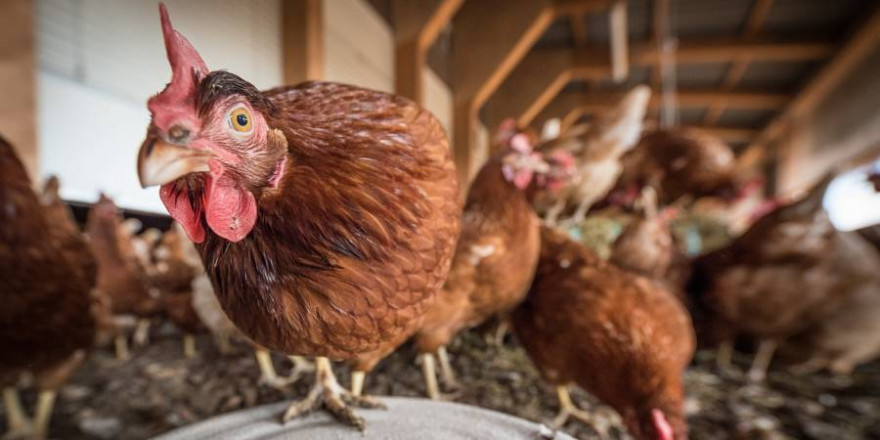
xmin=690 ymin=174 xmax=880 ymax=381
xmin=513 ymin=226 xmax=694 ymax=440
xmin=349 ymin=127 xmax=566 ymax=399
xmin=85 ymin=194 xmax=162 ymax=359
xmin=0 ymin=137 xmax=97 ymax=440
xmin=135 ymin=5 xmax=459 ymax=428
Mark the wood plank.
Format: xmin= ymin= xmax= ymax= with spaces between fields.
xmin=282 ymin=0 xmax=324 ymax=85
xmin=393 ymin=0 xmax=463 ymax=103
xmin=609 ymin=0 xmax=628 ymax=82
xmin=705 ymin=0 xmax=775 ymax=125
xmin=631 ymin=40 xmax=834 ymax=64
xmin=0 ymin=0 xmax=36 ymax=180
xmin=532 ymin=89 xmax=787 ymax=130
xmin=452 ymin=0 xmax=556 ymax=185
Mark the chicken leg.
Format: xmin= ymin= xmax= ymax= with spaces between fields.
xmin=32 ymin=391 xmax=56 ymax=440
xmin=2 ymin=388 xmax=33 ymax=439
xmin=114 ymin=334 xmax=131 ymax=360
xmin=183 ymin=334 xmax=197 ymax=359
xmin=282 ymin=357 xmax=385 ymax=431
xmin=133 ymin=318 xmax=151 ymax=347
xmin=436 ymin=347 xmax=461 ymax=391
xmin=551 ymin=386 xmax=610 ymax=438
xmin=748 ymin=339 xmax=778 ymax=382
xmin=716 ymin=339 xmax=734 ymax=373
xmin=543 ymin=200 xmax=567 ymax=226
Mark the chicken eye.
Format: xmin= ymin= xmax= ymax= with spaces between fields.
xmin=229 ymin=108 xmax=252 ymax=132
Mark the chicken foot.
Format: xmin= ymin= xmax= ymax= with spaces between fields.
xmin=436 ymin=347 xmax=461 ymax=391
xmin=715 ymin=339 xmax=734 ymax=374
xmin=551 ymin=386 xmax=610 ymax=438
xmin=183 ymin=334 xmax=197 ymax=359
xmin=133 ymin=318 xmax=151 ymax=347
xmin=2 ymin=388 xmax=33 ymax=439
xmin=255 ymin=349 xmax=296 ymax=389
xmin=748 ymin=339 xmax=778 ymax=382
xmin=420 ymin=353 xmax=459 ymax=400
xmin=114 ymin=334 xmax=131 ymax=361
xmin=31 ymin=391 xmax=56 ymax=440
xmin=282 ymin=357 xmax=385 ymax=431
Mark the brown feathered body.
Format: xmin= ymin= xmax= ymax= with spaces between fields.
xmin=513 ymin=226 xmax=694 ymax=440
xmin=406 ymin=151 xmax=541 ymax=361
xmin=0 ymin=137 xmax=96 ymax=389
xmin=690 ymin=176 xmax=880 ymax=346
xmin=86 ymin=196 xmax=162 ymax=319
xmin=189 ymin=82 xmax=460 ymax=360
xmin=616 ymin=129 xmax=739 ymax=205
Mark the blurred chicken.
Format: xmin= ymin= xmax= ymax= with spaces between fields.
xmin=690 ymin=174 xmax=880 ymax=381
xmin=535 ymin=86 xmax=651 ymax=226
xmin=613 ymin=128 xmax=745 ymax=207
xmin=348 ymin=126 xmax=570 ymax=400
xmin=152 ymin=226 xmax=204 ymax=358
xmin=86 ymin=195 xmax=163 ymax=359
xmin=513 ymin=226 xmax=694 ymax=440
xmin=120 ymin=220 xmax=162 ymax=346
xmin=0 ymin=137 xmax=97 ymax=440
xmin=610 ymin=188 xmax=690 ymax=292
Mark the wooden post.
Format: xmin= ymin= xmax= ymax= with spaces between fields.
xmin=0 ymin=0 xmax=37 ymax=180
xmin=282 ymin=0 xmax=324 ymax=85
xmin=609 ymin=0 xmax=628 ymax=82
xmin=394 ymin=0 xmax=463 ymax=104
xmin=452 ymin=0 xmax=556 ymax=187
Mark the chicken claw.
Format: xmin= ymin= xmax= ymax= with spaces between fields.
xmin=2 ymin=388 xmax=33 ymax=440
xmin=436 ymin=347 xmax=461 ymax=392
xmin=420 ymin=353 xmax=461 ymax=400
xmin=282 ymin=357 xmax=385 ymax=431
xmin=747 ymin=339 xmax=778 ymax=382
xmin=551 ymin=386 xmax=610 ymax=438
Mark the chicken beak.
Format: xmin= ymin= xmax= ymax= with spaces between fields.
xmin=137 ymin=137 xmax=213 ymax=188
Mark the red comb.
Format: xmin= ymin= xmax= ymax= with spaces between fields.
xmin=652 ymin=409 xmax=674 ymax=440
xmin=149 ymin=4 xmax=208 ymax=129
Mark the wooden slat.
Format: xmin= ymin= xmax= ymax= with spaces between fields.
xmin=393 ymin=0 xmax=464 ymax=103
xmin=609 ymin=0 xmax=628 ymax=82
xmin=0 ymin=0 xmax=36 ymax=180
xmin=282 ymin=0 xmax=324 ymax=85
xmin=631 ymin=40 xmax=834 ymax=65
xmin=705 ymin=0 xmax=775 ymax=125
xmin=532 ymin=89 xmax=787 ymax=130
xmin=453 ymin=0 xmax=557 ymax=186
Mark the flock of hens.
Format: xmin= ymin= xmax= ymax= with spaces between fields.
xmin=2 ymin=5 xmax=880 ymax=440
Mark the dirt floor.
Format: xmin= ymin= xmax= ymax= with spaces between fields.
xmin=6 ymin=321 xmax=880 ymax=440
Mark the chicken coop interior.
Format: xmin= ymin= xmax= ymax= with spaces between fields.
xmin=2 ymin=0 xmax=880 ymax=439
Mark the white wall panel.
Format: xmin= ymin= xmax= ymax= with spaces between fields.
xmin=37 ymin=0 xmax=281 ymax=212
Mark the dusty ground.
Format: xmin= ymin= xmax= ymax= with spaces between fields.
xmin=6 ymin=322 xmax=880 ymax=440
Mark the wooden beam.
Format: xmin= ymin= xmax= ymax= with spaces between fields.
xmin=487 ymin=38 xmax=825 ymax=133
xmin=609 ymin=0 xmax=628 ymax=82
xmin=632 ymin=39 xmax=834 ymax=65
xmin=282 ymin=0 xmax=324 ymax=84
xmin=532 ymin=89 xmax=788 ymax=129
xmin=483 ymin=47 xmax=611 ymax=129
xmin=453 ymin=0 xmax=557 ymax=185
xmin=650 ymin=0 xmax=669 ymax=87
xmin=554 ymin=0 xmax=613 ymax=16
xmin=705 ymin=0 xmax=775 ymax=125
xmin=0 ymin=0 xmax=36 ymax=180
xmin=393 ymin=0 xmax=463 ymax=103
xmin=747 ymin=6 xmax=880 ymax=165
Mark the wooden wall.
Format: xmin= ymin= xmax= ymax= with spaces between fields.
xmin=0 ymin=0 xmax=37 ymax=180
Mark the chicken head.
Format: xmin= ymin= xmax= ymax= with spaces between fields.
xmin=138 ymin=4 xmax=287 ymax=243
